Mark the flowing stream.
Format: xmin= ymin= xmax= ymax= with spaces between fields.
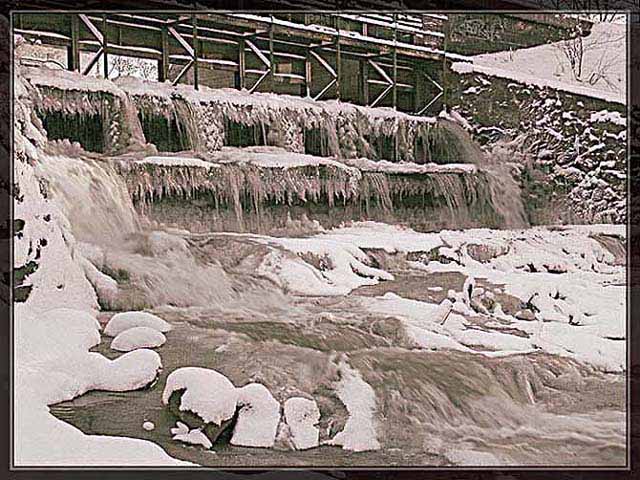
xmin=25 ymin=68 xmax=625 ymax=467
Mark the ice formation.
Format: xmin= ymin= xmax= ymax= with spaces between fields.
xmin=326 ymin=360 xmax=380 ymax=452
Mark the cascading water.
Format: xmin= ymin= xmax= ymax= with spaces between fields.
xmin=17 ymin=65 xmax=625 ymax=467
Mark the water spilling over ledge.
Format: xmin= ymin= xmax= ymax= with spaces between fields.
xmin=23 ymin=66 xmax=523 ymax=234
xmin=115 ymin=149 xmax=503 ymax=233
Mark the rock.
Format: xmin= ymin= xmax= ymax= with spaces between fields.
xmin=544 ymin=263 xmax=568 ymax=274
xmin=515 ymin=309 xmax=537 ymax=321
xmin=142 ymin=421 xmax=155 ymax=431
xmin=93 ymin=349 xmax=162 ymax=392
xmin=231 ymin=383 xmax=281 ymax=448
xmin=166 ymin=390 xmax=236 ymax=445
xmin=104 ymin=311 xmax=172 ymax=337
xmin=162 ymin=367 xmax=239 ymax=446
xmin=111 ymin=326 xmax=166 ymax=352
xmin=283 ymin=397 xmax=320 ymax=450
xmin=466 ymin=243 xmax=509 ymax=263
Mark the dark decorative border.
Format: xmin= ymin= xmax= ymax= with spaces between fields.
xmin=0 ymin=1 xmax=637 ymax=478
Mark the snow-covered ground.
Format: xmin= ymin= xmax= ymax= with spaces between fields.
xmin=454 ymin=21 xmax=626 ymax=104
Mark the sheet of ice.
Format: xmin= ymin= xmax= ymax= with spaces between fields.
xmin=172 ymin=428 xmax=213 ymax=449
xmin=110 ymin=326 xmax=167 ymax=352
xmin=231 ymin=383 xmax=281 ymax=448
xmin=315 ymin=222 xmax=442 ymax=253
xmin=162 ymin=367 xmax=238 ymax=426
xmin=283 ymin=397 xmax=320 ymax=450
xmin=326 ymin=360 xmax=380 ymax=452
xmin=104 ymin=311 xmax=173 ymax=337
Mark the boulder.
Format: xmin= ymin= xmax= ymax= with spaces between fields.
xmin=111 ymin=326 xmax=166 ymax=352
xmin=162 ymin=367 xmax=238 ymax=446
xmin=104 ymin=311 xmax=172 ymax=337
xmin=283 ymin=397 xmax=320 ymax=450
xmin=231 ymin=383 xmax=281 ymax=448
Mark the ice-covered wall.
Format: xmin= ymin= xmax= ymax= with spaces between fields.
xmin=448 ymin=69 xmax=626 ymax=224
xmin=20 ymin=66 xmax=527 ymax=233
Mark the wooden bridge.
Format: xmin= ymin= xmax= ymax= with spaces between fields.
xmin=13 ymin=12 xmax=452 ymax=115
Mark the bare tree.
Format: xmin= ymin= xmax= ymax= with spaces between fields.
xmin=555 ymin=25 xmax=585 ymax=81
xmin=108 ymin=55 xmax=157 ymax=81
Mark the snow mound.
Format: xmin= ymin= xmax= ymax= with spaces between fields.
xmin=326 ymin=361 xmax=380 ymax=452
xmin=104 ymin=311 xmax=172 ymax=337
xmin=110 ymin=327 xmax=167 ymax=352
xmin=231 ymin=383 xmax=281 ymax=448
xmin=173 ymin=428 xmax=213 ymax=449
xmin=283 ymin=397 xmax=320 ymax=450
xmin=162 ymin=367 xmax=238 ymax=426
xmin=92 ymin=349 xmax=162 ymax=391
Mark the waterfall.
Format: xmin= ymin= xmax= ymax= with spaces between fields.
xmin=24 ymin=67 xmax=529 ymax=235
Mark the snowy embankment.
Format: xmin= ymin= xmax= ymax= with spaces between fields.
xmin=452 ymin=21 xmax=626 ymax=104
xmin=13 ymin=75 xmax=190 ymax=467
xmin=259 ymin=222 xmax=625 ymax=373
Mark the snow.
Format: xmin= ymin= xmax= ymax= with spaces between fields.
xmin=162 ymin=367 xmax=238 ymax=426
xmin=282 ymin=397 xmax=321 ymax=450
xmin=312 ymin=222 xmax=625 ymax=372
xmin=454 ymin=22 xmax=626 ymax=104
xmin=13 ymin=73 xmax=189 ymax=466
xmin=104 ymin=311 xmax=173 ymax=337
xmin=170 ymin=421 xmax=189 ymax=436
xmin=256 ymin=235 xmax=393 ymax=296
xmin=590 ymin=110 xmax=626 ymax=126
xmin=326 ymin=361 xmax=380 ymax=452
xmin=92 ymin=349 xmax=163 ymax=391
xmin=231 ymin=383 xmax=281 ymax=448
xmin=172 ymin=428 xmax=213 ymax=449
xmin=110 ymin=326 xmax=167 ymax=352
xmin=79 ymin=257 xmax=119 ymax=308
xmin=342 ymin=157 xmax=476 ymax=174
xmin=136 ymin=156 xmax=218 ymax=169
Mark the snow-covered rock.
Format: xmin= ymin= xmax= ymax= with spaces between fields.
xmin=110 ymin=327 xmax=166 ymax=352
xmin=104 ymin=311 xmax=172 ymax=337
xmin=283 ymin=397 xmax=320 ymax=450
xmin=326 ymin=362 xmax=380 ymax=452
xmin=92 ymin=349 xmax=162 ymax=391
xmin=162 ymin=367 xmax=238 ymax=426
xmin=231 ymin=383 xmax=281 ymax=448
